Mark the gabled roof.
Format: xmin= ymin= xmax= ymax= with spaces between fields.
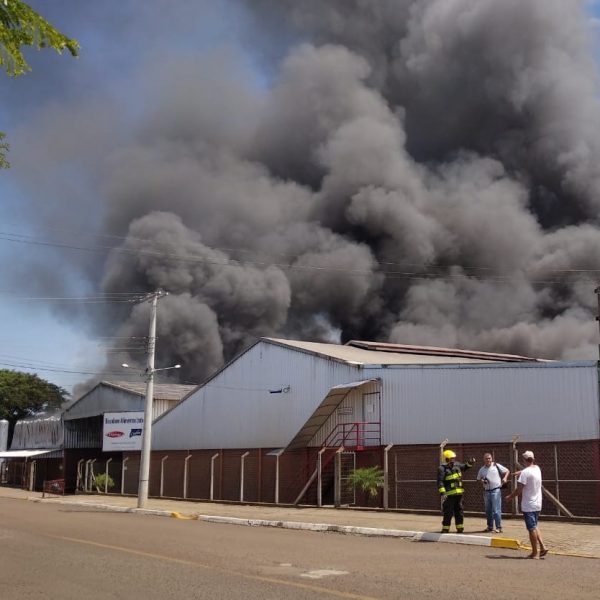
xmin=63 ymin=380 xmax=197 ymax=420
xmin=264 ymin=338 xmax=538 ymax=365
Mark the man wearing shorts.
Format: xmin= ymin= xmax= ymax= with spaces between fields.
xmin=506 ymin=450 xmax=548 ymax=559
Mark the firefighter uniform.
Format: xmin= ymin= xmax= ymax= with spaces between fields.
xmin=438 ymin=451 xmax=475 ymax=533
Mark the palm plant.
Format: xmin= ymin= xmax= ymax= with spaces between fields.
xmin=94 ymin=473 xmax=115 ymax=493
xmin=347 ymin=466 xmax=385 ymax=500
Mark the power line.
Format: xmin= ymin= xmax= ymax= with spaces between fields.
xmin=1 ymin=229 xmax=600 ymax=286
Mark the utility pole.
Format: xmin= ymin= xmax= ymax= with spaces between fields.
xmin=139 ymin=288 xmax=177 ymax=508
xmin=137 ymin=290 xmax=160 ymax=508
xmin=122 ymin=290 xmax=180 ymax=508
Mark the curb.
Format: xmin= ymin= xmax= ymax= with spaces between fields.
xmin=30 ymin=497 xmax=521 ymax=551
xmin=199 ymin=514 xmax=522 ymax=550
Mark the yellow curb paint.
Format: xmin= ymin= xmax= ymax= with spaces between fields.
xmin=490 ymin=538 xmax=521 ymax=549
xmin=170 ymin=512 xmax=199 ymax=520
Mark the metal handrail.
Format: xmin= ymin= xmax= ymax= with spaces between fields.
xmin=321 ymin=421 xmax=381 ymax=448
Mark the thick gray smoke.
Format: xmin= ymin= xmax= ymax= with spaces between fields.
xmin=7 ymin=0 xmax=600 ymax=383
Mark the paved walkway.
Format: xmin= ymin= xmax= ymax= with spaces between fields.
xmin=1 ymin=486 xmax=598 ymax=558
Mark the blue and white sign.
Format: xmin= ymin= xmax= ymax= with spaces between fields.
xmin=102 ymin=412 xmax=144 ymax=451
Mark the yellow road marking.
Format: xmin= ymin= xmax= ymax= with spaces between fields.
xmin=50 ymin=535 xmax=382 ymax=600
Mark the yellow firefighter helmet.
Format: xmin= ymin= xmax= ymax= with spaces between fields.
xmin=443 ymin=449 xmax=457 ymax=461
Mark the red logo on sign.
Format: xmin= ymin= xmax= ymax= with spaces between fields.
xmin=106 ymin=431 xmax=124 ymax=438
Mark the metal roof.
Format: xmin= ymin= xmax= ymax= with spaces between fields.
xmin=264 ymin=338 xmax=532 ymax=365
xmin=101 ymin=381 xmax=197 ymax=400
xmin=286 ymin=379 xmax=380 ymax=451
xmin=347 ymin=340 xmax=542 ymax=362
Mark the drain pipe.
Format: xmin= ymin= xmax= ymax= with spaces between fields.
xmin=210 ymin=453 xmax=219 ymax=501
xmin=240 ymin=451 xmax=250 ymax=502
xmin=160 ymin=455 xmax=168 ymax=497
xmin=383 ymin=444 xmax=393 ymax=509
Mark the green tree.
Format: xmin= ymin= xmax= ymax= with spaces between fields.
xmin=0 ymin=132 xmax=8 ymax=169
xmin=0 ymin=369 xmax=68 ymax=428
xmin=347 ymin=466 xmax=385 ymax=500
xmin=0 ymin=0 xmax=79 ymax=166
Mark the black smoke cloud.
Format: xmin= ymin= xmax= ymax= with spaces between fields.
xmin=5 ymin=0 xmax=600 ymax=384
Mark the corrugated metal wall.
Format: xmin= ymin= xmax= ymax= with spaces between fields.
xmin=152 ymin=341 xmax=364 ymax=450
xmin=371 ymin=361 xmax=599 ymax=444
xmin=10 ymin=416 xmax=63 ymax=450
xmin=152 ymin=342 xmax=599 ymax=451
xmin=64 ymin=416 xmax=103 ymax=449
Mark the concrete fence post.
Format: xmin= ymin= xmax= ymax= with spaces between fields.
xmin=183 ymin=453 xmax=192 ymax=499
xmin=317 ymin=448 xmax=327 ymax=507
xmin=210 ymin=453 xmax=219 ymax=501
xmin=105 ymin=458 xmax=113 ymax=493
xmin=240 ymin=451 xmax=250 ymax=502
xmin=121 ymin=457 xmax=129 ymax=495
xmin=160 ymin=455 xmax=168 ymax=498
xmin=383 ymin=444 xmax=393 ymax=509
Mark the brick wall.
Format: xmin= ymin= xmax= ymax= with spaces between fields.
xmin=121 ymin=439 xmax=600 ymax=517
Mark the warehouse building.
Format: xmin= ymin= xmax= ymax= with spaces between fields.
xmin=121 ymin=338 xmax=600 ymax=517
xmin=0 ymin=381 xmax=194 ymax=493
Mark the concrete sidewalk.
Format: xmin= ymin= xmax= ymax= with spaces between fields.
xmin=1 ymin=486 xmax=598 ymax=558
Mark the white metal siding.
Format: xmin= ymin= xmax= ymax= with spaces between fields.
xmin=153 ymin=399 xmax=179 ymax=420
xmin=373 ymin=362 xmax=599 ymax=444
xmin=152 ymin=341 xmax=363 ymax=450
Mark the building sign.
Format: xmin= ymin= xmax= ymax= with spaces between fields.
xmin=102 ymin=412 xmax=144 ymax=451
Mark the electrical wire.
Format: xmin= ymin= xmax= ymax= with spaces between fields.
xmin=1 ymin=228 xmax=599 ymax=286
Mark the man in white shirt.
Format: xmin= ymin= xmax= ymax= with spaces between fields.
xmin=476 ymin=452 xmax=509 ymax=532
xmin=506 ymin=450 xmax=548 ymax=559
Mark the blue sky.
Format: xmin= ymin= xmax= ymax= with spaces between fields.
xmin=0 ymin=1 xmax=257 ymax=394
xmin=2 ymin=1 xmax=600 ymax=396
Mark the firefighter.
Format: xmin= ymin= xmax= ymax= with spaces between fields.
xmin=438 ymin=449 xmax=476 ymax=533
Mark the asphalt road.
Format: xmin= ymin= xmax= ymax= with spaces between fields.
xmin=0 ymin=498 xmax=597 ymax=600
